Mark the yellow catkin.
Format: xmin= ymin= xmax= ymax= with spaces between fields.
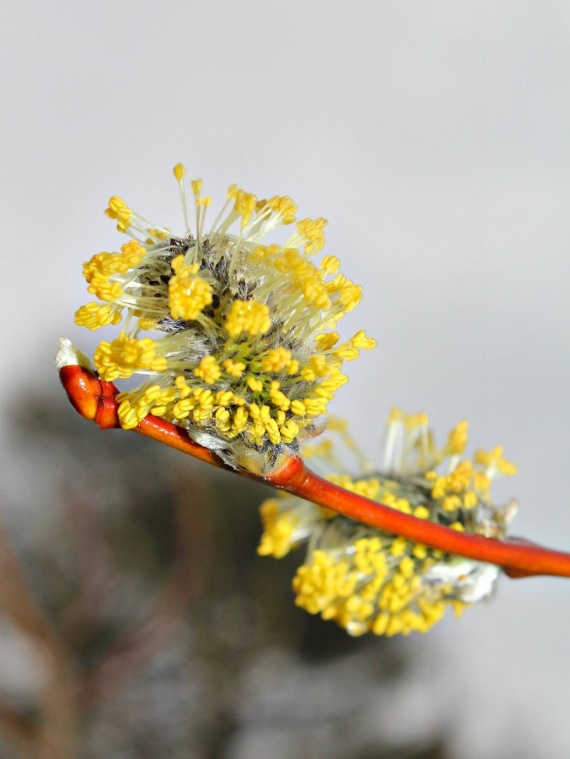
xmin=75 ymin=167 xmax=377 ymax=450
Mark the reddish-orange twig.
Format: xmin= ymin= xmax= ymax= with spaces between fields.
xmin=59 ymin=363 xmax=570 ymax=580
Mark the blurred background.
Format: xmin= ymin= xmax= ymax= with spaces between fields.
xmin=1 ymin=1 xmax=569 ymax=756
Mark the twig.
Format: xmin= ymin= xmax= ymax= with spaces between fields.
xmin=59 ymin=362 xmax=570 ymax=579
xmin=0 ymin=520 xmax=75 ymax=759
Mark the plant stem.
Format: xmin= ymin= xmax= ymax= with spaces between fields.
xmin=59 ymin=363 xmax=570 ymax=580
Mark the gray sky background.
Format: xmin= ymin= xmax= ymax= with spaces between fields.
xmin=1 ymin=2 xmax=569 ymax=756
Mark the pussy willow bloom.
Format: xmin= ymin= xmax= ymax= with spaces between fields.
xmin=258 ymin=411 xmax=518 ymax=637
xmin=74 ymin=164 xmax=375 ymax=472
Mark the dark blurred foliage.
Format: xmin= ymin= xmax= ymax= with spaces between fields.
xmin=0 ymin=388 xmax=452 ymax=759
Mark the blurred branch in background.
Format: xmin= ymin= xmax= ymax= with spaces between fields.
xmin=0 ymin=387 xmax=451 ymax=759
xmin=0 ymin=513 xmax=74 ymax=759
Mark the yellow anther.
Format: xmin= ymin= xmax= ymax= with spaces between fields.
xmin=412 ymin=544 xmax=428 ymax=560
xmin=173 ymin=163 xmax=186 ymax=181
xmin=191 ymin=179 xmax=203 ymax=195
xmin=273 ymin=249 xmax=331 ymax=308
xmin=82 ymin=251 xmax=131 ymax=300
xmin=333 ymin=344 xmax=359 ymax=361
xmin=224 ymin=299 xmax=271 ymax=338
xmin=445 ymin=420 xmax=469 ymax=456
xmin=193 ymin=356 xmax=221 ymax=384
xmin=257 ymin=500 xmax=297 ymax=558
xmin=168 ymin=256 xmax=213 ymax=321
xmin=104 ymin=196 xmax=132 ymax=232
xmin=320 ymin=255 xmax=340 ymax=274
xmin=264 ymin=417 xmax=281 ymax=444
xmin=290 ymin=400 xmax=307 ymax=416
xmin=351 ymin=330 xmax=376 ymax=350
xmin=120 ymin=240 xmax=145 ymax=267
xmin=261 ymin=348 xmax=292 ymax=372
xmin=321 ymin=373 xmax=348 ymax=391
xmin=137 ymin=317 xmax=157 ymax=331
xmin=174 ymin=375 xmax=191 ymax=397
xmin=172 ymin=399 xmax=193 ymax=419
xmin=215 ymin=390 xmax=234 ymax=407
xmin=387 ymin=407 xmax=404 ymax=424
xmin=301 ymin=367 xmax=316 ymax=382
xmin=287 ymin=359 xmax=299 ymax=375
xmin=404 ymin=411 xmax=429 ymax=429
xmin=222 ymin=358 xmax=246 ymax=378
xmin=475 ymin=446 xmax=518 ymax=476
xmin=232 ymin=407 xmax=249 ymax=432
xmin=146 ymin=228 xmax=170 ymax=242
xmin=391 ymin=573 xmax=406 ymax=590
xmin=196 ymin=388 xmax=214 ymax=406
xmin=279 ymin=420 xmax=299 ymax=443
xmin=269 ymin=384 xmax=291 ymax=411
xmin=248 ymin=403 xmax=260 ymax=420
xmin=443 ymin=495 xmax=462 ymax=512
xmin=307 ymin=354 xmax=329 ymax=377
xmin=339 ymin=283 xmax=362 ymax=311
xmin=303 ymin=398 xmax=327 ymax=416
xmin=246 ymin=376 xmax=264 ymax=393
xmin=117 ymin=398 xmax=141 ymax=429
xmin=296 ymin=217 xmax=328 ymax=254
xmin=215 ymin=407 xmax=230 ymax=423
xmin=233 ymin=189 xmax=257 ymax=227
xmin=267 ymin=195 xmax=298 ymax=224
xmin=394 ymin=498 xmax=411 ymax=514
xmin=94 ymin=333 xmax=167 ymax=382
xmin=314 ymin=332 xmax=339 ymax=351
xmin=390 ymin=537 xmax=408 ymax=557
xmin=74 ymin=302 xmax=122 ymax=331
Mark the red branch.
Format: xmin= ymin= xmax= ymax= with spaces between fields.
xmin=59 ymin=364 xmax=570 ymax=580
